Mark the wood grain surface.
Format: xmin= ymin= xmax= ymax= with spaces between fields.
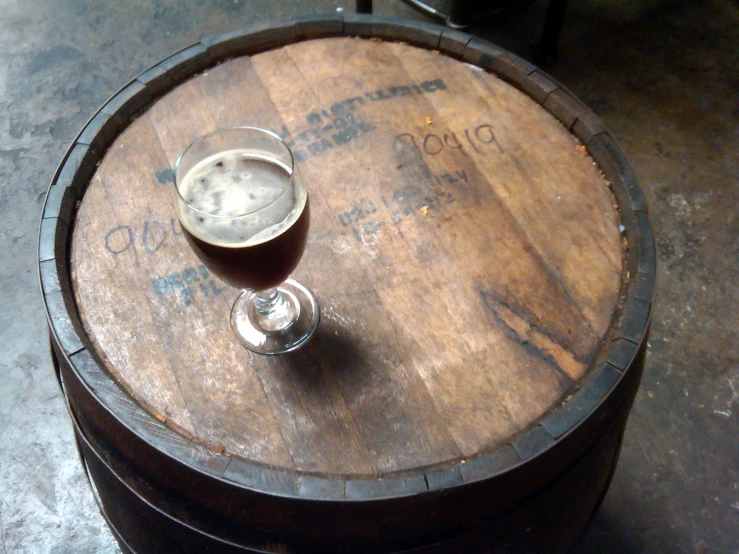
xmin=71 ymin=37 xmax=623 ymax=476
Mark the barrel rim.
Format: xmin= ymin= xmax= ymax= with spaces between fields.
xmin=38 ymin=14 xmax=656 ymax=501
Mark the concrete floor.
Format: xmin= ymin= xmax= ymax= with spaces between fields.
xmin=1 ymin=0 xmax=737 ymax=552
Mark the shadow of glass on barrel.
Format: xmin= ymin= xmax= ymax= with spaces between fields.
xmin=173 ymin=127 xmax=319 ymax=355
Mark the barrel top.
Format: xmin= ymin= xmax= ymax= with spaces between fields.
xmin=54 ymin=28 xmax=648 ymax=487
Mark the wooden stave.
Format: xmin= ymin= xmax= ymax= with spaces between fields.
xmin=38 ymin=14 xmax=655 ymax=550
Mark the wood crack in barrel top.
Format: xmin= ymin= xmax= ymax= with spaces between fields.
xmin=479 ymin=287 xmax=581 ymax=382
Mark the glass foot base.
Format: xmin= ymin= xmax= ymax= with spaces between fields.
xmin=230 ymin=279 xmax=319 ymax=355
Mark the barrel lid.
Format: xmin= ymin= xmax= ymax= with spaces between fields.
xmin=40 ymin=15 xmax=654 ymax=499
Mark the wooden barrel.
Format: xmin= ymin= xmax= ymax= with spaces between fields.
xmin=39 ymin=15 xmax=655 ymax=554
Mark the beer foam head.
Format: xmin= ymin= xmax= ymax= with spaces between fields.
xmin=176 ymin=149 xmax=306 ymax=247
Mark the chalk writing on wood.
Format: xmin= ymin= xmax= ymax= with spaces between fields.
xmin=104 ymin=218 xmax=183 ymax=266
xmin=394 ymin=123 xmax=504 ymax=159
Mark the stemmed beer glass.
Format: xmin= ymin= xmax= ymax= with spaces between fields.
xmin=173 ymin=127 xmax=319 ymax=355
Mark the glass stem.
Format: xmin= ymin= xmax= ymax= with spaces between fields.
xmin=255 ymin=288 xmax=286 ymax=316
xmin=253 ymin=287 xmax=296 ymax=332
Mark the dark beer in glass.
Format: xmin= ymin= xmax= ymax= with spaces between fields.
xmin=174 ymin=127 xmax=319 ymax=355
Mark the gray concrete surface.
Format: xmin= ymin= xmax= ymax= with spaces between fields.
xmin=1 ymin=0 xmax=737 ymax=552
